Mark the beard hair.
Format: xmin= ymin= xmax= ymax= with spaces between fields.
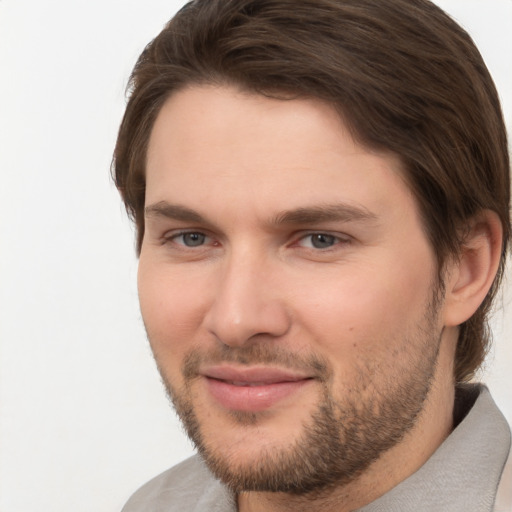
xmin=154 ymin=292 xmax=443 ymax=496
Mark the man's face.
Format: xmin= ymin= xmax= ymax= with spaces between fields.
xmin=139 ymin=85 xmax=447 ymax=493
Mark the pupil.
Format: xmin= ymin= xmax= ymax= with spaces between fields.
xmin=184 ymin=233 xmax=205 ymax=246
xmin=311 ymin=234 xmax=335 ymax=249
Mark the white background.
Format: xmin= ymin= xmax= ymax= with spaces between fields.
xmin=0 ymin=1 xmax=511 ymax=511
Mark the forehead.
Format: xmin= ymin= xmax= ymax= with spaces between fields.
xmin=145 ymin=85 xmax=417 ymax=224
xmin=147 ymin=85 xmax=358 ymax=167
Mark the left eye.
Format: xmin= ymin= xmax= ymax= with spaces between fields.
xmin=299 ymin=233 xmax=340 ymax=249
xmin=174 ymin=232 xmax=207 ymax=247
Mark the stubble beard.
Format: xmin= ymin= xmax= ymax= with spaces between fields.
xmin=153 ymin=296 xmax=443 ymax=496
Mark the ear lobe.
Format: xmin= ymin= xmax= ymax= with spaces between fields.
xmin=443 ymin=210 xmax=503 ymax=327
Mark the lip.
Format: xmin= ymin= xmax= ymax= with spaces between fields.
xmin=201 ymin=365 xmax=314 ymax=412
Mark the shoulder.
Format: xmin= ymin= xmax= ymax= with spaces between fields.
xmin=121 ymin=455 xmax=234 ymax=512
xmin=360 ymin=385 xmax=511 ymax=512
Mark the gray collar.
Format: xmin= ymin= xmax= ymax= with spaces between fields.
xmin=358 ymin=385 xmax=511 ymax=512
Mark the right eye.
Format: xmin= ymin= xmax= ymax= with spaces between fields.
xmin=168 ymin=231 xmax=208 ymax=247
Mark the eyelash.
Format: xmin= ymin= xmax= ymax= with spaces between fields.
xmin=295 ymin=232 xmax=350 ymax=250
xmin=162 ymin=230 xmax=350 ymax=251
xmin=163 ymin=231 xmax=214 ymax=248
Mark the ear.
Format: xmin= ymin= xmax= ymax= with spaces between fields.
xmin=443 ymin=210 xmax=503 ymax=327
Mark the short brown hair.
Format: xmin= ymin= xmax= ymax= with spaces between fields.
xmin=113 ymin=0 xmax=510 ymax=383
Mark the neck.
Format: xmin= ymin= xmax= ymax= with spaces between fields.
xmin=238 ymin=327 xmax=458 ymax=512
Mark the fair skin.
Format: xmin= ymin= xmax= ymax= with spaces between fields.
xmin=138 ymin=85 xmax=502 ymax=512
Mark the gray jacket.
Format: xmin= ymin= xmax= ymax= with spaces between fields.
xmin=122 ymin=385 xmax=511 ymax=511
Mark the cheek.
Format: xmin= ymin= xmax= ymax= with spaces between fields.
xmin=296 ymin=261 xmax=435 ymax=361
xmin=137 ymin=261 xmax=210 ymax=363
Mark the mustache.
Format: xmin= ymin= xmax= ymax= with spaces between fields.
xmin=182 ymin=343 xmax=331 ymax=382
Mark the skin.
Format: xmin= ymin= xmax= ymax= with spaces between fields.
xmin=138 ymin=85 xmax=499 ymax=512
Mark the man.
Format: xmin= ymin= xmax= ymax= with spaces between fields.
xmin=113 ymin=0 xmax=511 ymax=510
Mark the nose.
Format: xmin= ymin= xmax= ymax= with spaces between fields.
xmin=203 ymin=251 xmax=291 ymax=347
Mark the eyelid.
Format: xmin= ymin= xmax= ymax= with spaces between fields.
xmin=162 ymin=229 xmax=213 ymax=246
xmin=293 ymin=230 xmax=352 ymax=248
xmin=158 ymin=227 xmax=352 ymax=249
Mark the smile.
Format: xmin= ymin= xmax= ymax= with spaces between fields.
xmin=201 ymin=366 xmax=315 ymax=412
xmin=228 ymin=381 xmax=278 ymax=387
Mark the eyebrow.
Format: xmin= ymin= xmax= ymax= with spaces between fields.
xmin=145 ymin=202 xmax=208 ymax=223
xmin=145 ymin=201 xmax=379 ymax=228
xmin=271 ymin=204 xmax=379 ymax=225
